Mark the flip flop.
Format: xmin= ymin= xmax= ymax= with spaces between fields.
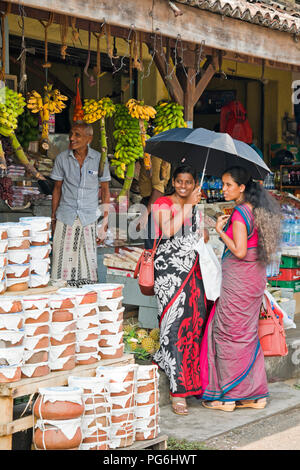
xmin=170 ymin=396 xmax=188 ymax=415
xmin=202 ymin=400 xmax=236 ymax=412
xmin=235 ymin=399 xmax=267 ymax=409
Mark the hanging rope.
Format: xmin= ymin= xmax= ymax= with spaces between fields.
xmin=105 ymin=23 xmax=113 ymax=59
xmin=0 ymin=2 xmax=11 ymax=82
xmin=93 ymin=29 xmax=103 ymax=99
xmin=71 ymin=17 xmax=80 ymax=43
xmin=39 ymin=12 xmax=54 ymax=70
xmin=60 ymin=15 xmax=69 ymax=60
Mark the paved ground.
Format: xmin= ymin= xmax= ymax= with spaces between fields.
xmin=159 ymin=380 xmax=300 ymax=449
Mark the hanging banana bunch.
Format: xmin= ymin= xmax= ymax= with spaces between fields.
xmin=27 ymin=83 xmax=68 ymax=150
xmin=83 ymin=97 xmax=116 ymax=177
xmin=112 ymin=104 xmax=144 ymax=197
xmin=126 ymin=98 xmax=156 ymax=171
xmin=153 ymin=101 xmax=187 ymax=134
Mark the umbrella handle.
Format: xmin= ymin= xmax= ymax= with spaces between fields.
xmin=199 ymin=148 xmax=210 ymax=190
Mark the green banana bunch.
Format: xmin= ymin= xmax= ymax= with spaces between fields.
xmin=112 ymin=104 xmax=145 ymax=179
xmin=153 ymin=101 xmax=187 ymax=135
xmin=16 ymin=109 xmax=39 ymax=150
xmin=0 ymin=87 xmax=26 ymax=137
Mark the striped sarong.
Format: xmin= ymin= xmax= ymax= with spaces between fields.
xmin=51 ymin=217 xmax=98 ymax=285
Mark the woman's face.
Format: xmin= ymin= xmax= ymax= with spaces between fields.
xmin=222 ymin=173 xmax=245 ymax=202
xmin=173 ymin=172 xmax=196 ymax=199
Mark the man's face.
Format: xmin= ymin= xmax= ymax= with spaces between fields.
xmin=69 ymin=126 xmax=92 ymax=151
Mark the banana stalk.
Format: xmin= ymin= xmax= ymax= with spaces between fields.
xmin=0 ymin=139 xmax=7 ymax=173
xmin=99 ymin=116 xmax=108 ymax=178
xmin=118 ymin=161 xmax=135 ymax=199
xmin=139 ymin=118 xmax=151 ymax=172
xmin=9 ymin=132 xmax=45 ymax=180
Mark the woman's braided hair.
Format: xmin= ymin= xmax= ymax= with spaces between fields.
xmin=223 ymin=166 xmax=281 ymax=265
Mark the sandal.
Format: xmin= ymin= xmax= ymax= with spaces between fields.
xmin=202 ymin=400 xmax=236 ymax=412
xmin=235 ymin=399 xmax=267 ymax=409
xmin=170 ymin=396 xmax=188 ymax=415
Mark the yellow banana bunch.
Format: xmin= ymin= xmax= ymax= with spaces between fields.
xmin=83 ymin=97 xmax=116 ymax=124
xmin=0 ymin=87 xmax=26 ymax=137
xmin=153 ymin=101 xmax=187 ymax=134
xmin=126 ymin=99 xmax=156 ymax=121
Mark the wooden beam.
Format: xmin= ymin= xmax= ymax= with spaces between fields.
xmin=5 ymin=0 xmax=300 ymax=66
xmin=194 ymin=55 xmax=217 ymax=106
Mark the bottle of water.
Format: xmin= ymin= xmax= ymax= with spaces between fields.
xmin=296 ymin=218 xmax=300 ymax=246
xmin=282 ymin=216 xmax=290 ymax=246
xmin=289 ymin=218 xmax=297 ymax=246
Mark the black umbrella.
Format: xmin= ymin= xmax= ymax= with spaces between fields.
xmin=145 ymin=127 xmax=270 ymax=182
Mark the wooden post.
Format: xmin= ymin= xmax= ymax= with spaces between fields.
xmin=183 ymin=68 xmax=195 ymax=127
xmin=0 ymin=397 xmax=13 ymax=450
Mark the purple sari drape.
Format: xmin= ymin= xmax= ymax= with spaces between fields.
xmin=199 ymin=206 xmax=269 ymax=401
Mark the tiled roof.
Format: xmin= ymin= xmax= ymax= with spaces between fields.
xmin=175 ymin=0 xmax=300 ymax=33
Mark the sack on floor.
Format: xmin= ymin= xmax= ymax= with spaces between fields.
xmin=195 ymin=237 xmax=222 ymax=301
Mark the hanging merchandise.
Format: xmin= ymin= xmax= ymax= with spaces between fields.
xmin=72 ymin=77 xmax=84 ymax=122
xmin=38 ymin=13 xmax=54 ymax=70
xmin=27 ymin=84 xmax=68 ymax=150
xmin=16 ymin=109 xmax=39 ymax=151
xmin=111 ymin=104 xmax=144 ymax=195
xmin=59 ymin=15 xmax=69 ymax=60
xmin=220 ymin=100 xmax=253 ymax=144
xmin=83 ymin=97 xmax=116 ymax=176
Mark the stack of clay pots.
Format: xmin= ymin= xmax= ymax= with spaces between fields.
xmin=5 ymin=222 xmax=31 ymax=292
xmin=96 ymin=364 xmax=136 ymax=448
xmin=48 ymin=293 xmax=77 ymax=372
xmin=134 ymin=365 xmax=160 ymax=441
xmin=0 ymin=225 xmax=8 ymax=294
xmin=33 ymin=386 xmax=84 ymax=450
xmin=57 ymin=288 xmax=100 ymax=366
xmin=21 ymin=294 xmax=51 ymax=379
xmin=68 ymin=376 xmax=111 ymax=450
xmin=87 ymin=284 xmax=124 ymax=361
xmin=19 ymin=217 xmax=52 ymax=289
xmin=0 ymin=296 xmax=24 ymax=382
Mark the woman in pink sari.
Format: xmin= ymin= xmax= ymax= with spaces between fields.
xmin=199 ymin=166 xmax=281 ymax=411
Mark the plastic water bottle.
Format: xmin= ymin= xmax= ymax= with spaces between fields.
xmin=296 ymin=218 xmax=300 ymax=246
xmin=282 ymin=216 xmax=290 ymax=245
xmin=289 ymin=218 xmax=297 ymax=246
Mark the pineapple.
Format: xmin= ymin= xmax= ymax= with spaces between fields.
xmin=141 ymin=336 xmax=156 ymax=354
xmin=149 ymin=328 xmax=160 ymax=342
xmin=128 ymin=338 xmax=139 ymax=351
xmin=123 ymin=324 xmax=136 ymax=335
xmin=136 ymin=328 xmax=148 ymax=340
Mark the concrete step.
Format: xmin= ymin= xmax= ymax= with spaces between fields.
xmin=159 ymin=381 xmax=300 ymax=442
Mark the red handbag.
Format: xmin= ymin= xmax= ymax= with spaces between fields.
xmin=134 ymin=235 xmax=163 ymax=296
xmin=258 ymin=295 xmax=288 ymax=357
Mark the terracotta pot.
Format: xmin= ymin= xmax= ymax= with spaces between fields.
xmin=98 ymin=332 xmax=123 ymax=348
xmin=34 ymin=419 xmax=82 ymax=450
xmin=86 ymin=283 xmax=124 ymax=300
xmin=83 ymin=395 xmax=110 ymax=406
xmin=76 ymin=315 xmax=99 ymax=330
xmin=84 ymin=403 xmax=111 ymax=415
xmin=136 ymin=379 xmax=158 ymax=394
xmin=136 ymin=365 xmax=159 ymax=382
xmin=51 ymin=309 xmax=75 ymax=322
xmin=82 ymin=428 xmax=109 ymax=443
xmin=23 ymin=296 xmax=50 ymax=311
xmin=98 ymin=296 xmax=123 ymax=312
xmin=0 ymin=280 xmax=6 ymax=294
xmin=76 ymin=303 xmax=98 ymax=318
xmin=6 ymin=223 xmax=31 ymax=238
xmin=80 ymin=442 xmax=109 ymax=450
xmin=7 ymin=238 xmax=30 ymax=250
xmin=21 ymin=362 xmax=50 ymax=378
xmin=76 ymin=340 xmax=99 ymax=354
xmin=19 ymin=217 xmax=51 ymax=232
xmin=135 ymin=426 xmax=159 ymax=441
xmin=50 ymin=331 xmax=76 ymax=346
xmin=24 ymin=323 xmax=50 ymax=337
xmin=29 ymin=273 xmax=50 ymax=289
xmin=99 ymin=307 xmax=124 ymax=324
xmin=0 ymin=298 xmax=22 ymax=313
xmin=99 ymin=320 xmax=123 ymax=336
xmin=7 ymin=249 xmax=30 ymax=265
xmin=0 ymin=365 xmax=21 ymax=382
xmin=33 ymin=387 xmax=84 ymax=420
xmin=30 ymin=259 xmax=50 ymax=276
xmin=49 ymin=343 xmax=76 ymax=360
xmin=0 ymin=345 xmax=24 ymax=366
xmin=135 ymin=404 xmax=159 ymax=419
xmin=0 ymin=312 xmax=23 ymax=330
xmin=30 ymin=231 xmax=51 ymax=246
xmin=24 ymin=348 xmax=49 ymax=364
xmin=76 ymin=328 xmax=99 ymax=343
xmin=111 ymin=393 xmax=135 ymax=410
xmin=24 ymin=309 xmax=50 ymax=324
xmin=112 ymin=435 xmax=134 ymax=448
xmin=82 ymin=413 xmax=110 ymax=429
xmin=24 ymin=334 xmax=50 ymax=351
xmin=49 ymin=295 xmax=76 ymax=310
xmin=0 ymin=330 xmax=24 ymax=348
xmin=0 ymin=228 xmax=7 ymax=240
xmin=98 ymin=344 xmax=124 ymax=361
xmin=135 ymin=390 xmax=159 ymax=407
xmin=68 ymin=376 xmax=109 ymax=395
xmin=6 ymin=278 xmax=29 ymax=292
xmin=6 ymin=264 xmax=30 ymax=279
xmin=75 ymin=352 xmax=99 ymax=365
xmin=50 ymin=321 xmax=77 ymax=335
xmin=57 ymin=288 xmax=98 ymax=305
xmin=109 ymin=381 xmax=134 ymax=397
xmin=0 ymin=239 xmax=8 ymax=253
xmin=50 ymin=354 xmax=76 ymax=372
xmin=30 ymin=245 xmax=51 ymax=260
xmin=0 ymin=254 xmax=7 ymax=269
xmin=97 ymin=364 xmax=136 ymax=383
xmin=111 ymin=409 xmax=134 ymax=424
xmin=0 ymin=268 xmax=5 ymax=282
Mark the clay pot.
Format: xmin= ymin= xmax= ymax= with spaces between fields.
xmin=21 ymin=362 xmax=50 ymax=378
xmin=136 ymin=379 xmax=158 ymax=394
xmin=22 ymin=296 xmax=49 ymax=311
xmin=6 ymin=277 xmax=29 ymax=292
xmin=111 ymin=393 xmax=135 ymax=410
xmin=0 ymin=365 xmax=21 ymax=383
xmin=76 ymin=328 xmax=99 ymax=343
xmin=49 ymin=343 xmax=76 ymax=360
xmin=82 ymin=413 xmax=110 ymax=429
xmin=0 ymin=254 xmax=7 ymax=269
xmin=0 ymin=312 xmax=23 ymax=330
xmin=100 ymin=320 xmax=123 ymax=336
xmin=49 ymin=294 xmax=76 ymax=310
xmin=34 ymin=418 xmax=82 ymax=450
xmin=109 ymin=381 xmax=134 ymax=397
xmin=111 ymin=408 xmax=134 ymax=424
xmin=110 ymin=424 xmax=135 ymax=449
xmin=24 ymin=334 xmax=50 ymax=351
xmin=135 ymin=404 xmax=159 ymax=419
xmin=24 ymin=348 xmax=49 ymax=364
xmin=99 ymin=307 xmax=124 ymax=324
xmin=30 ymin=245 xmax=51 ymax=260
xmin=30 ymin=231 xmax=51 ymax=246
xmin=76 ymin=304 xmax=98 ymax=318
xmin=24 ymin=309 xmax=50 ymax=324
xmin=75 ymin=352 xmax=99 ymax=365
xmin=83 ymin=395 xmax=110 ymax=406
xmin=68 ymin=376 xmax=109 ymax=395
xmin=33 ymin=386 xmax=84 ymax=420
xmin=136 ymin=365 xmax=159 ymax=382
xmin=135 ymin=390 xmax=159 ymax=407
xmin=50 ymin=331 xmax=76 ymax=346
xmin=7 ymin=249 xmax=30 ymax=265
xmin=51 ymin=309 xmax=75 ymax=322
xmin=57 ymin=288 xmax=98 ymax=305
xmin=80 ymin=442 xmax=109 ymax=450
xmin=6 ymin=223 xmax=31 ymax=238
xmin=24 ymin=323 xmax=50 ymax=337
xmin=76 ymin=315 xmax=99 ymax=330
xmin=50 ymin=355 xmax=76 ymax=372
xmin=29 ymin=273 xmax=50 ymax=289
xmin=0 ymin=239 xmax=8 ymax=253
xmin=98 ymin=296 xmax=123 ymax=312
xmin=82 ymin=427 xmax=109 ymax=444
xmin=86 ymin=283 xmax=124 ymax=300
xmin=6 ymin=264 xmax=30 ymax=279
xmin=19 ymin=216 xmax=51 ymax=232
xmin=0 ymin=268 xmax=5 ymax=282
xmin=0 ymin=280 xmax=6 ymax=294
xmin=84 ymin=403 xmax=111 ymax=415
xmin=135 ymin=426 xmax=159 ymax=441
xmin=50 ymin=321 xmax=77 ymax=335
xmin=0 ymin=298 xmax=22 ymax=314
xmin=0 ymin=346 xmax=24 ymax=366
xmin=30 ymin=259 xmax=50 ymax=276
xmin=0 ymin=227 xmax=8 ymax=240
xmin=98 ymin=332 xmax=123 ymax=348
xmin=96 ymin=364 xmax=136 ymax=383
xmin=7 ymin=238 xmax=30 ymax=250
xmin=98 ymin=343 xmax=124 ymax=360
xmin=0 ymin=330 xmax=24 ymax=348
xmin=76 ymin=339 xmax=99 ymax=354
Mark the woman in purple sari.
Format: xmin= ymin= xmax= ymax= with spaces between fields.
xmin=200 ymin=166 xmax=281 ymax=412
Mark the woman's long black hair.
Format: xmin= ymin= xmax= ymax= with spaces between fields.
xmin=223 ymin=166 xmax=281 ymax=265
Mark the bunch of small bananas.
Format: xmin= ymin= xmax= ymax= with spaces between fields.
xmin=126 ymin=99 xmax=156 ymax=121
xmin=83 ymin=97 xmax=116 ymax=124
xmin=16 ymin=109 xmax=39 ymax=150
xmin=111 ymin=104 xmax=145 ymax=179
xmin=153 ymin=101 xmax=187 ymax=134
xmin=0 ymin=87 xmax=26 ymax=137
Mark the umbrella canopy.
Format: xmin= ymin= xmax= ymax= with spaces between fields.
xmin=145 ymin=127 xmax=270 ymax=180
